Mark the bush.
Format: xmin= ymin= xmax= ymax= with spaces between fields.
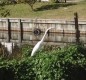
xmin=0 ymin=44 xmax=86 ymax=80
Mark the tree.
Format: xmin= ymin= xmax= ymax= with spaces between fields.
xmin=65 ymin=0 xmax=66 ymax=3
xmin=25 ymin=0 xmax=37 ymax=11
xmin=51 ymin=0 xmax=59 ymax=3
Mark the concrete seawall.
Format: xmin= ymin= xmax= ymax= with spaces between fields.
xmin=0 ymin=18 xmax=86 ymax=45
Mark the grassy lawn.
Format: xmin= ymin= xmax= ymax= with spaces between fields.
xmin=0 ymin=1 xmax=86 ymax=20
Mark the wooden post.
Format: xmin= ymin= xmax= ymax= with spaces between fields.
xmin=47 ymin=30 xmax=50 ymax=36
xmin=18 ymin=19 xmax=23 ymax=43
xmin=65 ymin=0 xmax=66 ymax=3
xmin=74 ymin=12 xmax=80 ymax=43
xmin=6 ymin=19 xmax=11 ymax=42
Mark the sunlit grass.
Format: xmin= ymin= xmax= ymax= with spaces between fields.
xmin=0 ymin=1 xmax=86 ymax=20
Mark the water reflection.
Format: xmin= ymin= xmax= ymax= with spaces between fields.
xmin=0 ymin=31 xmax=86 ymax=45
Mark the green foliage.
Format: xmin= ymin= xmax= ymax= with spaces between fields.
xmin=0 ymin=0 xmax=10 ymax=17
xmin=0 ymin=0 xmax=9 ymax=5
xmin=21 ymin=44 xmax=32 ymax=57
xmin=0 ymin=8 xmax=10 ymax=17
xmin=0 ymin=44 xmax=86 ymax=80
xmin=0 ymin=0 xmax=15 ymax=5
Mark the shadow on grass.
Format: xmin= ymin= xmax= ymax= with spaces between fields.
xmin=0 ymin=5 xmax=10 ymax=17
xmin=35 ymin=3 xmax=77 ymax=11
xmin=0 ymin=2 xmax=11 ymax=17
xmin=0 ymin=9 xmax=10 ymax=17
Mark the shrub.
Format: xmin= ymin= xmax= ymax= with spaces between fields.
xmin=0 ymin=44 xmax=86 ymax=80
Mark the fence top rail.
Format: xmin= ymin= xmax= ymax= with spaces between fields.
xmin=0 ymin=18 xmax=86 ymax=24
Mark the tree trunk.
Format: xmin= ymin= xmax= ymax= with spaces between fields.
xmin=65 ymin=0 xmax=66 ymax=3
xmin=30 ymin=5 xmax=34 ymax=11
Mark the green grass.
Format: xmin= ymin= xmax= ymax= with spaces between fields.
xmin=0 ymin=1 xmax=86 ymax=20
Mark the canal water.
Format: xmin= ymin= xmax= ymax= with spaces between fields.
xmin=0 ymin=31 xmax=86 ymax=45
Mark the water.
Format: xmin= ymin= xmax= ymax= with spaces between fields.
xmin=0 ymin=31 xmax=86 ymax=45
